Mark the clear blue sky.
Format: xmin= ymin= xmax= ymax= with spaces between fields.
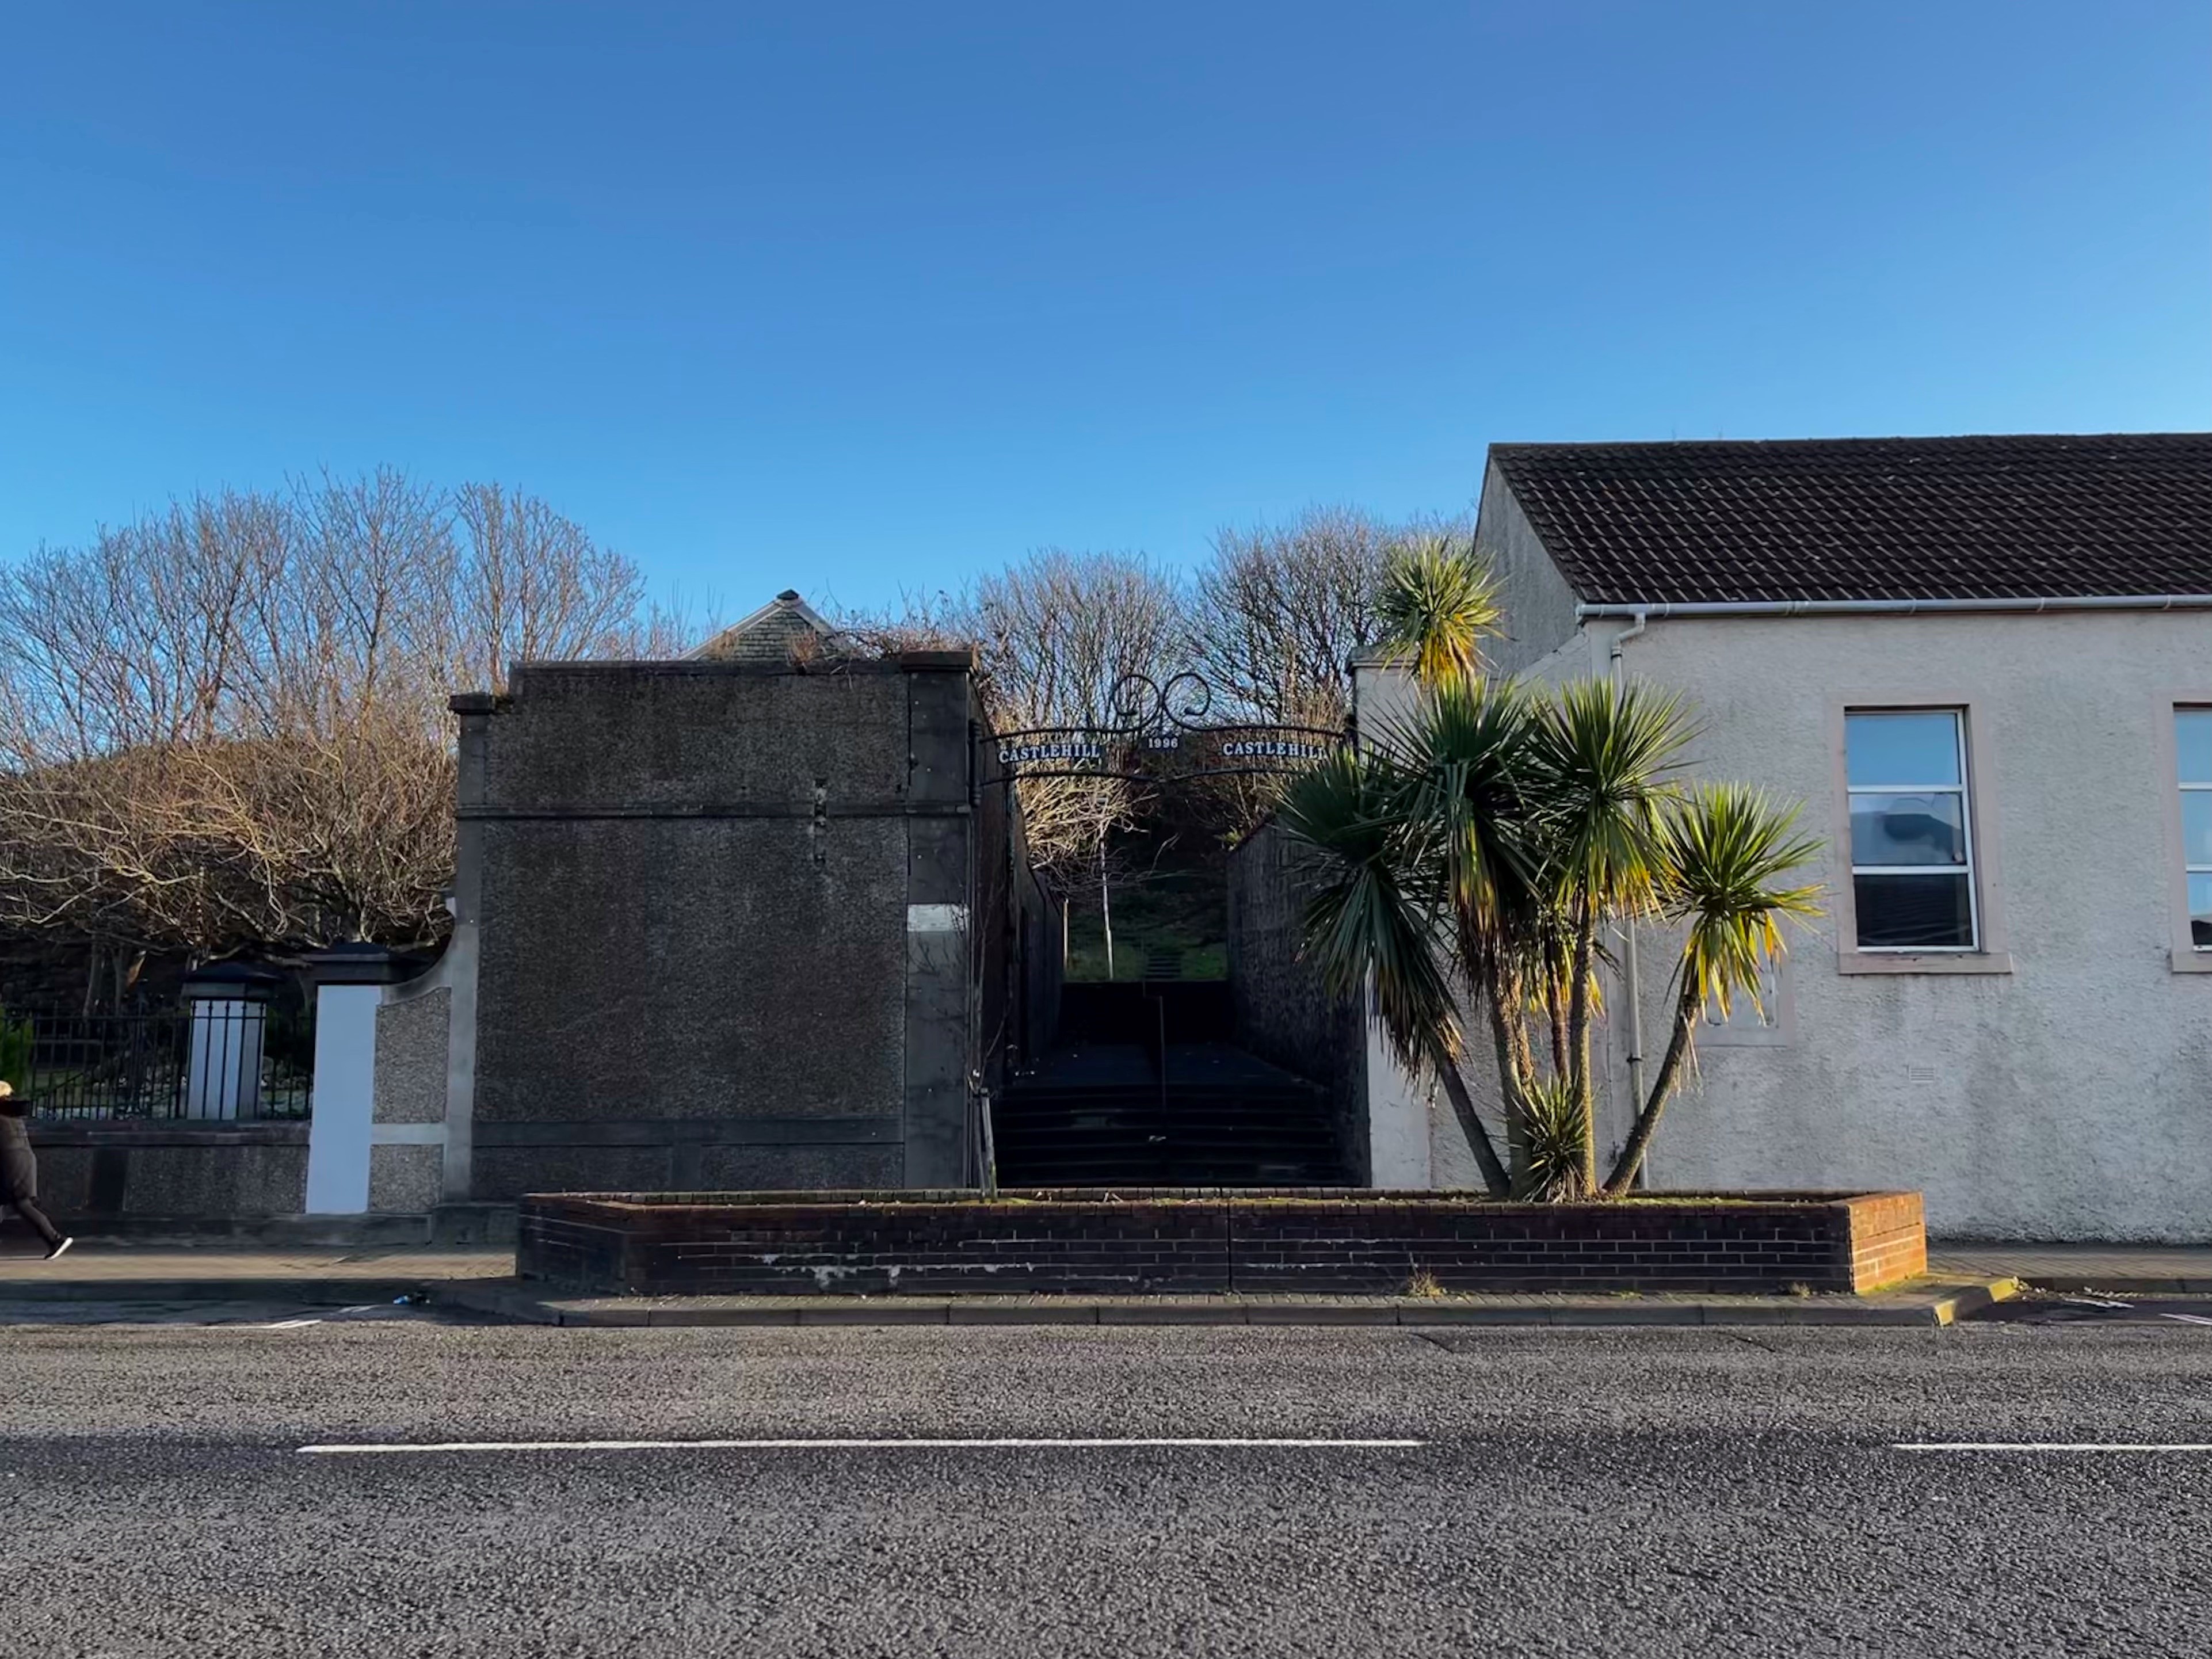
xmin=2 ymin=2 xmax=2205 ymax=615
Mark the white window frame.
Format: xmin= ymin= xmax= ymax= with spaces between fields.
xmin=1843 ymin=706 xmax=1981 ymax=955
xmin=2177 ymin=705 xmax=2212 ymax=955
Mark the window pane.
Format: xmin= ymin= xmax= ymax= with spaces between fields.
xmin=1846 ymin=711 xmax=1962 ymax=787
xmin=2179 ymin=710 xmax=2212 ymax=787
xmin=2191 ymin=872 xmax=2212 ymax=949
xmin=1851 ymin=791 xmax=1967 ymax=867
xmin=1854 ymin=873 xmax=1974 ymax=949
xmin=2184 ymin=791 xmax=2212 ymax=867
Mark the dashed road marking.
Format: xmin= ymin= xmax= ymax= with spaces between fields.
xmin=1895 ymin=1442 xmax=2212 ymax=1454
xmin=299 ymin=1436 xmax=1428 ymax=1456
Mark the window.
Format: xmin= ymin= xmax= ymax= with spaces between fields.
xmin=2179 ymin=708 xmax=2212 ymax=951
xmin=1845 ymin=710 xmax=1977 ymax=951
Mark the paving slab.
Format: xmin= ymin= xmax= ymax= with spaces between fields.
xmin=0 ymin=1245 xmax=513 ymax=1303
xmin=1930 ymin=1243 xmax=2212 ymax=1294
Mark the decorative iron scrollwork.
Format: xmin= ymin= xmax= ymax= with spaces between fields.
xmin=991 ymin=672 xmax=1343 ymax=784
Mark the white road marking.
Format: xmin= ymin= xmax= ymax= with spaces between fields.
xmin=299 ymin=1436 xmax=1426 ymax=1456
xmin=1894 ymin=1442 xmax=2212 ymax=1454
xmin=258 ymin=1317 xmax=325 ymax=1329
xmin=2158 ymin=1313 xmax=2212 ymax=1327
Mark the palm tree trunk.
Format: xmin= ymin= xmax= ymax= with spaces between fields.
xmin=1493 ymin=963 xmax=1536 ymax=1186
xmin=1544 ymin=979 xmax=1569 ymax=1080
xmin=1425 ymin=1030 xmax=1511 ymax=1197
xmin=1603 ymin=979 xmax=1701 ymax=1195
xmin=1563 ymin=907 xmax=1599 ymax=1192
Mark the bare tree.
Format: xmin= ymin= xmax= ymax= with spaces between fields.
xmin=1189 ymin=504 xmax=1469 ymax=729
xmin=840 ymin=551 xmax=1185 ymax=963
xmin=0 ymin=472 xmax=687 ymax=987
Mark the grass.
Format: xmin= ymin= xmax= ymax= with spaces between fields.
xmin=1063 ymin=867 xmax=1229 ymax=983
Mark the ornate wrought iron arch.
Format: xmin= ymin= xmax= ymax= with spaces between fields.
xmin=987 ymin=672 xmax=1345 ymax=785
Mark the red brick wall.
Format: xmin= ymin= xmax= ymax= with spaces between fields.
xmin=1844 ymin=1190 xmax=1928 ymax=1292
xmin=518 ymin=1188 xmax=1928 ymax=1298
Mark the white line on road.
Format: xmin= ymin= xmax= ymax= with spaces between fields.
xmin=2160 ymin=1313 xmax=2212 ymax=1326
xmin=299 ymin=1436 xmax=1427 ymax=1456
xmin=1894 ymin=1443 xmax=2212 ymax=1454
xmin=258 ymin=1317 xmax=324 ymax=1329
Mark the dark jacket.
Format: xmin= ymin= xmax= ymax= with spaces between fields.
xmin=0 ymin=1104 xmax=34 ymax=1203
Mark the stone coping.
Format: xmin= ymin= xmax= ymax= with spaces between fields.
xmin=524 ymin=1187 xmax=1905 ymax=1209
xmin=25 ymin=1119 xmax=309 ymax=1146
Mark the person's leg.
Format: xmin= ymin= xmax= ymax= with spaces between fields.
xmin=7 ymin=1197 xmax=64 ymax=1252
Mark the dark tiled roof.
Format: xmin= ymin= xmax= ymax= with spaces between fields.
xmin=1489 ymin=433 xmax=2212 ymax=605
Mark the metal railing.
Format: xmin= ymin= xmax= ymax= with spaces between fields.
xmin=11 ymin=1004 xmax=313 ymax=1121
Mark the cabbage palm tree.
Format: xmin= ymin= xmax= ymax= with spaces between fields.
xmin=1280 ymin=743 xmax=1513 ymax=1196
xmin=1522 ymin=678 xmax=1695 ymax=1191
xmin=1602 ymin=784 xmax=1822 ymax=1195
xmin=1284 ymin=541 xmax=1817 ymax=1199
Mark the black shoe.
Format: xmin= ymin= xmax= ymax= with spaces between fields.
xmin=43 ymin=1237 xmax=72 ymax=1262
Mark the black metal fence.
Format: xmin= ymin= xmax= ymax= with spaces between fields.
xmin=7 ymin=1003 xmax=314 ymax=1120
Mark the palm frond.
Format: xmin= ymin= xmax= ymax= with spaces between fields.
xmin=1660 ymin=783 xmax=1825 ymax=1022
xmin=1516 ymin=1074 xmax=1593 ymax=1201
xmin=1277 ymin=747 xmax=1459 ymax=1073
xmin=1524 ymin=677 xmax=1696 ymax=915
xmin=1374 ymin=537 xmax=1502 ymax=691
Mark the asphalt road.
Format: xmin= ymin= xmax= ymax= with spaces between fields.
xmin=1 ymin=1309 xmax=2207 ymax=1657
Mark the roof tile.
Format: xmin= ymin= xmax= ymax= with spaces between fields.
xmin=1490 ymin=433 xmax=2212 ymax=605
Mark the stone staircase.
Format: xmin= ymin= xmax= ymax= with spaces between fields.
xmin=993 ymin=1039 xmax=1344 ymax=1188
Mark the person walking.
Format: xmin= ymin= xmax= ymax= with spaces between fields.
xmin=1 ymin=1081 xmax=73 ymax=1260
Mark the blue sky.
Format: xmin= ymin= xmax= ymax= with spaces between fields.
xmin=2 ymin=2 xmax=2205 ymax=616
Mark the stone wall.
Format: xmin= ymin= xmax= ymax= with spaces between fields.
xmin=369 ymin=985 xmax=450 ymax=1212
xmin=1226 ymin=819 xmax=1367 ymax=1180
xmin=517 ymin=1188 xmax=1925 ymax=1296
xmin=26 ymin=1120 xmax=308 ymax=1221
xmin=452 ymin=653 xmax=983 ymax=1200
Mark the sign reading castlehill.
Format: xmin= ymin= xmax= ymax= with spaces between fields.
xmin=990 ymin=673 xmax=1344 ymax=784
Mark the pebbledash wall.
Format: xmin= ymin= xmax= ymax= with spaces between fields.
xmin=292 ymin=648 xmax=1031 ymax=1225
xmin=1356 ymin=602 xmax=2212 ymax=1242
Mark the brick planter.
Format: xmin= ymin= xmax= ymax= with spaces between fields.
xmin=517 ymin=1188 xmax=1927 ymax=1298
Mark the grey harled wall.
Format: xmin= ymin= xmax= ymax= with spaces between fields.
xmin=457 ymin=655 xmax=981 ymax=1199
xmin=1226 ymin=819 xmax=1368 ymax=1181
xmin=1474 ymin=458 xmax=1583 ymax=677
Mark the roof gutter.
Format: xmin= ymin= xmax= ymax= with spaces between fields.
xmin=1577 ymin=594 xmax=2212 ymax=620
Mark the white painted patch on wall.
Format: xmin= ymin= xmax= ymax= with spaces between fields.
xmin=369 ymin=1122 xmax=447 ymax=1146
xmin=304 ymin=983 xmax=380 ymax=1214
xmin=906 ymin=903 xmax=968 ymax=933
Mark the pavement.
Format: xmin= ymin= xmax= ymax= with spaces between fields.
xmin=441 ymin=1277 xmax=2023 ymax=1327
xmin=0 ymin=1241 xmax=2029 ymax=1325
xmin=1929 ymin=1242 xmax=2212 ymax=1294
xmin=1 ymin=1314 xmax=2208 ymax=1655
xmin=0 ymin=1244 xmax=512 ymax=1302
xmin=5 ymin=1239 xmax=2210 ymax=1324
